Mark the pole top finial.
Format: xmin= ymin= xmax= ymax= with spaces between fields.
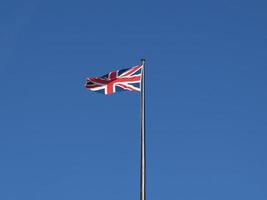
xmin=141 ymin=58 xmax=146 ymax=63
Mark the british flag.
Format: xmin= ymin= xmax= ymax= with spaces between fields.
xmin=85 ymin=64 xmax=143 ymax=95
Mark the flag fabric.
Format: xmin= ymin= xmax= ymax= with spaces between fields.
xmin=85 ymin=64 xmax=143 ymax=95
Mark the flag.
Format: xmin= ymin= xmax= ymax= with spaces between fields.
xmin=85 ymin=64 xmax=143 ymax=95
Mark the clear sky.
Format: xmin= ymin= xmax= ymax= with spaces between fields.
xmin=0 ymin=0 xmax=267 ymax=199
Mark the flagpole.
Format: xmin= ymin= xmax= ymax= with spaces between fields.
xmin=140 ymin=58 xmax=146 ymax=200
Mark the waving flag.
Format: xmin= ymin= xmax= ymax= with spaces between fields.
xmin=85 ymin=64 xmax=143 ymax=95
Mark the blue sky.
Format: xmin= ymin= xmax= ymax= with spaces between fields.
xmin=0 ymin=0 xmax=267 ymax=199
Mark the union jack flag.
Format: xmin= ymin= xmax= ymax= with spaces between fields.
xmin=85 ymin=64 xmax=143 ymax=95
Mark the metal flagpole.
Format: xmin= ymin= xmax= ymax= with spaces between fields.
xmin=140 ymin=58 xmax=146 ymax=200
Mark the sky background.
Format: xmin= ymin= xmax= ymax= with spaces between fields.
xmin=0 ymin=0 xmax=267 ymax=199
